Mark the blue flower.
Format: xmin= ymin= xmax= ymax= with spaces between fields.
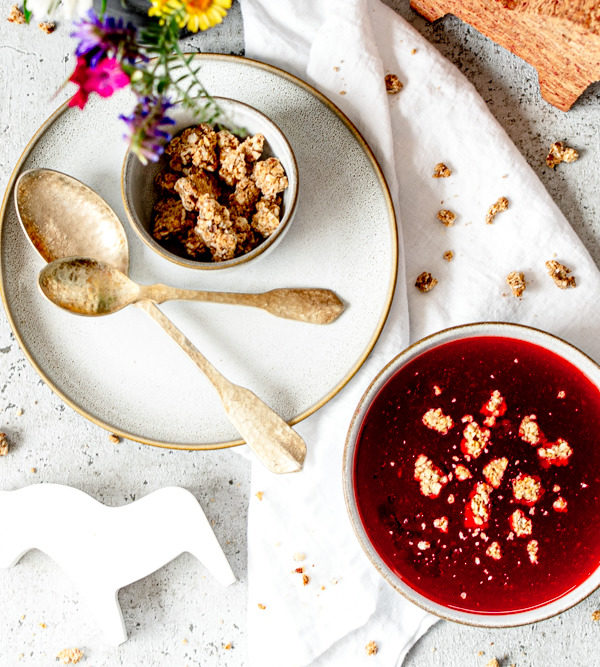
xmin=71 ymin=9 xmax=139 ymax=68
xmin=120 ymin=96 xmax=176 ymax=164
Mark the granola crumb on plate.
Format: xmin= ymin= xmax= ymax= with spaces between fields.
xmin=506 ymin=271 xmax=526 ymax=297
xmin=385 ymin=73 xmax=403 ymax=94
xmin=365 ymin=640 xmax=378 ymax=656
xmin=437 ymin=209 xmax=456 ymax=226
xmin=486 ymin=196 xmax=509 ymax=224
xmin=546 ymin=141 xmax=579 ymax=169
xmin=56 ymin=648 xmax=84 ymax=664
xmin=432 ymin=162 xmax=451 ymax=178
xmin=545 ymin=260 xmax=576 ymax=289
xmin=415 ymin=271 xmax=437 ymax=292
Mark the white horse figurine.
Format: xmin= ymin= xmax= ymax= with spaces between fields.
xmin=0 ymin=484 xmax=236 ymax=645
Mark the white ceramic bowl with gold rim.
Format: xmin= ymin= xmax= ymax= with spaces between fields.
xmin=343 ymin=322 xmax=600 ymax=627
xmin=121 ymin=97 xmax=299 ymax=270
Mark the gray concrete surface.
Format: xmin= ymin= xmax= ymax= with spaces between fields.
xmin=1 ymin=1 xmax=599 ymax=665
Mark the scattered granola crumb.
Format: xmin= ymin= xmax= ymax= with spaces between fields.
xmin=255 ymin=491 xmax=264 ymax=501
xmin=461 ymin=421 xmax=491 ymax=458
xmin=486 ymin=541 xmax=502 ymax=560
xmin=506 ymin=271 xmax=526 ymax=297
xmin=417 ymin=540 xmax=431 ymax=551
xmin=527 ymin=539 xmax=539 ymax=564
xmin=293 ymin=552 xmax=306 ymax=562
xmin=443 ymin=250 xmax=454 ymax=261
xmin=447 ymin=494 xmax=455 ymax=504
xmin=7 ymin=5 xmax=26 ymax=23
xmin=485 ymin=659 xmax=500 ymax=667
xmin=538 ymin=438 xmax=572 ymax=467
xmin=437 ymin=209 xmax=456 ymax=226
xmin=415 ymin=271 xmax=438 ymax=292
xmin=545 ymin=260 xmax=576 ymax=289
xmin=460 ymin=592 xmax=467 ymax=599
xmin=465 ymin=482 xmax=493 ymax=528
xmin=432 ymin=162 xmax=451 ymax=178
xmin=512 ymin=473 xmax=543 ymax=505
xmin=38 ymin=21 xmax=55 ymax=33
xmin=182 ymin=639 xmax=188 ymax=644
xmin=422 ymin=407 xmax=454 ymax=435
xmin=510 ymin=509 xmax=532 ymax=537
xmin=294 ymin=567 xmax=304 ymax=574
xmin=483 ymin=457 xmax=508 ymax=489
xmin=30 ymin=467 xmax=37 ymax=474
xmin=365 ymin=641 xmax=378 ymax=656
xmin=339 ymin=90 xmax=346 ymax=95
xmin=302 ymin=574 xmax=310 ymax=585
xmin=385 ymin=73 xmax=403 ymax=94
xmin=257 ymin=603 xmax=266 ymax=610
xmin=482 ymin=390 xmax=507 ymax=418
xmin=455 ymin=465 xmax=472 ymax=481
xmin=433 ymin=516 xmax=449 ymax=533
xmin=0 ymin=433 xmax=9 ymax=456
xmin=485 ymin=196 xmax=509 ymax=224
xmin=411 ymin=48 xmax=417 ymax=54
xmin=553 ymin=497 xmax=568 ymax=512
xmin=557 ymin=390 xmax=566 ymax=399
xmin=16 ymin=408 xmax=23 ymax=417
xmin=433 ymin=385 xmax=442 ymax=396
xmin=39 ymin=622 xmax=47 ymax=628
xmin=414 ymin=454 xmax=448 ymax=498
xmin=223 ymin=643 xmax=232 ymax=650
xmin=108 ymin=433 xmax=120 ymax=444
xmin=546 ymin=141 xmax=579 ymax=169
xmin=553 ymin=484 xmax=561 ymax=493
xmin=519 ymin=415 xmax=541 ymax=445
xmin=56 ymin=648 xmax=84 ymax=664
xmin=592 ymin=610 xmax=600 ymax=621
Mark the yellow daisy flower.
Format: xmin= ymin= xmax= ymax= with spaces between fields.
xmin=148 ymin=0 xmax=182 ymax=22
xmin=181 ymin=0 xmax=231 ymax=32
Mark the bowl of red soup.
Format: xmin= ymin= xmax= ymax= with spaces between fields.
xmin=343 ymin=322 xmax=600 ymax=626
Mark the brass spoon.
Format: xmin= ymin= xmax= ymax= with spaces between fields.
xmin=15 ymin=168 xmax=307 ymax=474
xmin=39 ymin=256 xmax=344 ymax=323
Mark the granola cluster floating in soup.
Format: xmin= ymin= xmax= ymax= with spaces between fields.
xmin=152 ymin=123 xmax=289 ymax=262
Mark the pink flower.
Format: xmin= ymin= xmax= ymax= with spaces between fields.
xmin=68 ymin=56 xmax=129 ymax=109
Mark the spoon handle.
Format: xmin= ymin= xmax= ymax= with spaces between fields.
xmin=141 ymin=285 xmax=344 ymax=325
xmin=136 ymin=300 xmax=307 ymax=474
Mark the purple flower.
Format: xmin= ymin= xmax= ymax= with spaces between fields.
xmin=71 ymin=10 xmax=139 ymax=68
xmin=120 ymin=96 xmax=176 ymax=164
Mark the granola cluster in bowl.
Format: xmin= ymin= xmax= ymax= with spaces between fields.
xmin=121 ymin=98 xmax=298 ymax=269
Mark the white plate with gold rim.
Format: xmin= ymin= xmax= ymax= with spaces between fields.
xmin=0 ymin=54 xmax=397 ymax=450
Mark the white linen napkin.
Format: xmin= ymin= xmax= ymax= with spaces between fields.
xmin=240 ymin=1 xmax=600 ymax=664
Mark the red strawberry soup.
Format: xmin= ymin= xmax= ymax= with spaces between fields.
xmin=352 ymin=336 xmax=600 ymax=614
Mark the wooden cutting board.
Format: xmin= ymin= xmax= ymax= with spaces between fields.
xmin=410 ymin=0 xmax=600 ymax=111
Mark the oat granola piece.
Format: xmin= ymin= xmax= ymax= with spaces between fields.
xmin=415 ymin=271 xmax=437 ymax=293
xmin=257 ymin=603 xmax=266 ymax=610
xmin=152 ymin=198 xmax=191 ymax=241
xmin=422 ymin=408 xmax=454 ymax=435
xmin=455 ymin=465 xmax=472 ymax=481
xmin=56 ymin=648 xmax=84 ymax=664
xmin=433 ymin=516 xmax=449 ymax=533
xmin=414 ymin=454 xmax=448 ymax=498
xmin=166 ymin=124 xmax=219 ymax=172
xmin=229 ymin=177 xmax=261 ymax=218
xmin=485 ymin=659 xmax=500 ymax=667
xmin=443 ymin=250 xmax=454 ymax=261
xmin=483 ymin=457 xmax=508 ymax=489
xmin=486 ymin=541 xmax=502 ymax=560
xmin=252 ymin=196 xmax=281 ymax=238
xmin=195 ymin=195 xmax=237 ymax=262
xmin=512 ymin=473 xmax=543 ymax=505
xmin=217 ymin=129 xmax=240 ymax=154
xmin=519 ymin=415 xmax=541 ymax=445
xmin=464 ymin=482 xmax=493 ymax=529
xmin=545 ymin=260 xmax=576 ymax=289
xmin=180 ymin=227 xmax=208 ymax=259
xmin=509 ymin=508 xmax=532 ymax=537
xmin=417 ymin=540 xmax=431 ymax=550
xmin=553 ymin=496 xmax=568 ymax=512
xmin=174 ymin=170 xmax=221 ymax=211
xmin=220 ymin=134 xmax=266 ymax=187
xmin=461 ymin=421 xmax=491 ymax=459
xmin=7 ymin=5 xmax=26 ymax=23
xmin=592 ymin=610 xmax=600 ymax=622
xmin=546 ymin=141 xmax=579 ymax=169
xmin=433 ymin=385 xmax=442 ymax=396
xmin=302 ymin=573 xmax=310 ymax=585
xmin=432 ymin=162 xmax=451 ymax=178
xmin=154 ymin=170 xmax=179 ymax=194
xmin=365 ymin=641 xmax=378 ymax=656
xmin=253 ymin=157 xmax=288 ymax=198
xmin=108 ymin=433 xmax=120 ymax=444
xmin=436 ymin=209 xmax=456 ymax=226
xmin=232 ymin=216 xmax=259 ymax=255
xmin=527 ymin=539 xmax=539 ymax=564
xmin=506 ymin=271 xmax=526 ymax=297
xmin=38 ymin=21 xmax=55 ymax=33
xmin=485 ymin=196 xmax=509 ymax=224
xmin=538 ymin=438 xmax=572 ymax=467
xmin=385 ymin=73 xmax=403 ymax=94
xmin=0 ymin=432 xmax=9 ymax=456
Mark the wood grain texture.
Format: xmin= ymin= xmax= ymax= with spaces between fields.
xmin=410 ymin=0 xmax=600 ymax=110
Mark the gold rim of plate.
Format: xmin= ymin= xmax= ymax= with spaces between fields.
xmin=0 ymin=53 xmax=398 ymax=451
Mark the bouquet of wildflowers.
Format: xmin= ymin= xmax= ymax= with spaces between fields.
xmin=23 ymin=0 xmax=232 ymax=163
